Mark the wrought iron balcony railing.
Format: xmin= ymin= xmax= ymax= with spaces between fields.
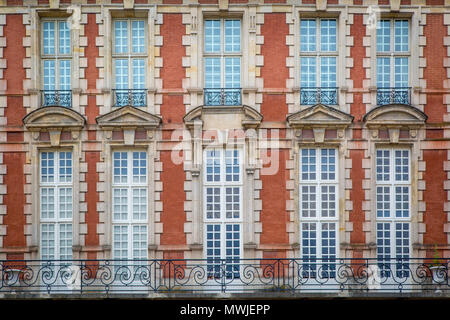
xmin=41 ymin=90 xmax=72 ymax=108
xmin=113 ymin=89 xmax=147 ymax=107
xmin=376 ymin=87 xmax=411 ymax=105
xmin=204 ymin=88 xmax=242 ymax=106
xmin=300 ymin=87 xmax=338 ymax=105
xmin=0 ymin=258 xmax=448 ymax=295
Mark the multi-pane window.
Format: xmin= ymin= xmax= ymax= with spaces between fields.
xmin=204 ymin=149 xmax=242 ymax=278
xmin=299 ymin=148 xmax=338 ymax=277
xmin=375 ymin=149 xmax=411 ymax=277
xmin=41 ymin=20 xmax=72 ymax=107
xmin=112 ymin=151 xmax=148 ymax=264
xmin=204 ymin=19 xmax=241 ymax=105
xmin=113 ymin=20 xmax=147 ymax=107
xmin=40 ymin=151 xmax=73 ymax=260
xmin=300 ymin=19 xmax=338 ymax=105
xmin=376 ymin=20 xmax=410 ymax=105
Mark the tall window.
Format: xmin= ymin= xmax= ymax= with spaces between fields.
xmin=376 ymin=20 xmax=410 ymax=105
xmin=204 ymin=19 xmax=241 ymax=106
xmin=113 ymin=20 xmax=147 ymax=107
xmin=204 ymin=149 xmax=242 ymax=278
xmin=299 ymin=18 xmax=338 ymax=105
xmin=41 ymin=20 xmax=72 ymax=107
xmin=375 ymin=149 xmax=411 ymax=277
xmin=40 ymin=151 xmax=73 ymax=260
xmin=299 ymin=148 xmax=338 ymax=277
xmin=112 ymin=151 xmax=148 ymax=264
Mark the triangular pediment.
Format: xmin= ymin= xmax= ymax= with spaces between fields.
xmin=23 ymin=106 xmax=86 ymax=130
xmin=96 ymin=105 xmax=161 ymax=129
xmin=287 ymin=104 xmax=353 ymax=128
xmin=363 ymin=104 xmax=427 ymax=127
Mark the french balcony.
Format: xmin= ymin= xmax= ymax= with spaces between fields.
xmin=376 ymin=87 xmax=411 ymax=105
xmin=41 ymin=90 xmax=72 ymax=108
xmin=113 ymin=89 xmax=147 ymax=107
xmin=0 ymin=258 xmax=448 ymax=296
xmin=300 ymin=87 xmax=338 ymax=105
xmin=204 ymin=88 xmax=242 ymax=106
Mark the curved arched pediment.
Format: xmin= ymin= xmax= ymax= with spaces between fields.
xmin=363 ymin=104 xmax=427 ymax=128
xmin=183 ymin=105 xmax=263 ymax=130
xmin=23 ymin=106 xmax=86 ymax=130
xmin=286 ymin=104 xmax=354 ymax=129
xmin=96 ymin=105 xmax=162 ymax=129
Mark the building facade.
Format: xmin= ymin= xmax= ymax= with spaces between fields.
xmin=0 ymin=0 xmax=449 ymax=297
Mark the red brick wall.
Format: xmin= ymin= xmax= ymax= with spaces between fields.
xmin=85 ymin=151 xmax=100 ymax=260
xmin=350 ymin=14 xmax=367 ymax=123
xmin=85 ymin=14 xmax=100 ymax=125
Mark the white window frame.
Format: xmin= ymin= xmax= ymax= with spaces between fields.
xmin=376 ymin=19 xmax=411 ymax=88
xmin=39 ymin=150 xmax=73 ymax=261
xmin=112 ymin=19 xmax=148 ymax=90
xmin=111 ymin=150 xmax=149 ymax=263
xmin=40 ymin=19 xmax=72 ymax=91
xmin=203 ymin=148 xmax=244 ymax=278
xmin=299 ymin=147 xmax=339 ymax=277
xmin=375 ymin=148 xmax=411 ymax=277
xmin=203 ymin=19 xmax=242 ymax=89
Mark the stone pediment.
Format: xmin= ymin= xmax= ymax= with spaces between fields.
xmin=96 ymin=105 xmax=161 ymax=130
xmin=287 ymin=104 xmax=353 ymax=129
xmin=183 ymin=105 xmax=263 ymax=130
xmin=23 ymin=106 xmax=86 ymax=131
xmin=363 ymin=104 xmax=427 ymax=128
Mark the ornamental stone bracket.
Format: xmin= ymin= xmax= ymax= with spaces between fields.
xmin=286 ymin=104 xmax=354 ymax=143
xmin=363 ymin=104 xmax=427 ymax=143
xmin=22 ymin=106 xmax=86 ymax=146
xmin=96 ymin=105 xmax=162 ymax=146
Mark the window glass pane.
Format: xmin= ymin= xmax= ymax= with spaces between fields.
xmin=41 ymin=223 xmax=56 ymax=260
xmin=224 ymin=20 xmax=240 ymax=53
xmin=321 ymin=185 xmax=336 ymax=218
xmin=132 ymin=59 xmax=145 ymax=89
xmin=376 ymin=57 xmax=391 ymax=88
xmin=301 ymin=223 xmax=317 ymax=276
xmin=394 ymin=150 xmax=409 ymax=181
xmin=300 ymin=185 xmax=316 ymax=218
xmin=300 ymin=148 xmax=316 ymax=180
xmin=40 ymin=187 xmax=55 ymax=220
xmin=225 ymin=224 xmax=240 ymax=277
xmin=59 ymin=187 xmax=73 ymax=220
xmin=224 ymin=58 xmax=240 ymax=89
xmin=131 ymin=20 xmax=145 ymax=54
xmin=206 ymin=224 xmax=221 ymax=275
xmin=205 ymin=58 xmax=221 ymax=88
xmin=113 ymin=151 xmax=128 ymax=183
xmin=205 ymin=149 xmax=221 ymax=182
xmin=115 ymin=59 xmax=129 ymax=89
xmin=376 ymin=186 xmax=391 ymax=218
xmin=394 ymin=20 xmax=409 ymax=52
xmin=59 ymin=60 xmax=71 ymax=90
xmin=300 ymin=57 xmax=316 ymax=88
xmin=300 ymin=19 xmax=316 ymax=52
xmin=225 ymin=187 xmax=240 ymax=219
xmin=113 ymin=188 xmax=128 ymax=221
xmin=204 ymin=20 xmax=221 ymax=53
xmin=58 ymin=21 xmax=71 ymax=55
xmin=59 ymin=151 xmax=72 ymax=183
xmin=114 ymin=21 xmax=128 ymax=54
xmin=205 ymin=187 xmax=221 ymax=220
xmin=225 ymin=149 xmax=240 ymax=182
xmin=132 ymin=225 xmax=148 ymax=260
xmin=43 ymin=21 xmax=55 ymax=55
xmin=394 ymin=57 xmax=409 ymax=87
xmin=113 ymin=225 xmax=129 ymax=260
xmin=320 ymin=149 xmax=336 ymax=180
xmin=321 ymin=222 xmax=337 ymax=277
xmin=43 ymin=60 xmax=56 ymax=91
xmin=41 ymin=151 xmax=55 ymax=183
xmin=377 ymin=20 xmax=391 ymax=52
xmin=59 ymin=223 xmax=73 ymax=260
xmin=395 ymin=186 xmax=409 ymax=218
xmin=320 ymin=57 xmax=337 ymax=87
xmin=376 ymin=149 xmax=390 ymax=181
xmin=132 ymin=188 xmax=147 ymax=221
xmin=132 ymin=151 xmax=147 ymax=183
xmin=320 ymin=19 xmax=337 ymax=52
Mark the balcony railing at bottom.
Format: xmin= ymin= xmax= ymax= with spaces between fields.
xmin=113 ymin=89 xmax=147 ymax=107
xmin=300 ymin=87 xmax=338 ymax=105
xmin=376 ymin=87 xmax=411 ymax=105
xmin=41 ymin=90 xmax=72 ymax=108
xmin=0 ymin=258 xmax=448 ymax=295
xmin=204 ymin=88 xmax=242 ymax=106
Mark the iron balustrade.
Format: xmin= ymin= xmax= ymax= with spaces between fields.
xmin=204 ymin=88 xmax=242 ymax=106
xmin=41 ymin=90 xmax=72 ymax=108
xmin=0 ymin=258 xmax=448 ymax=295
xmin=300 ymin=87 xmax=338 ymax=105
xmin=113 ymin=89 xmax=147 ymax=107
xmin=376 ymin=87 xmax=411 ymax=105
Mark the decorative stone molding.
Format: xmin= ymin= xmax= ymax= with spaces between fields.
xmin=96 ymin=105 xmax=162 ymax=145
